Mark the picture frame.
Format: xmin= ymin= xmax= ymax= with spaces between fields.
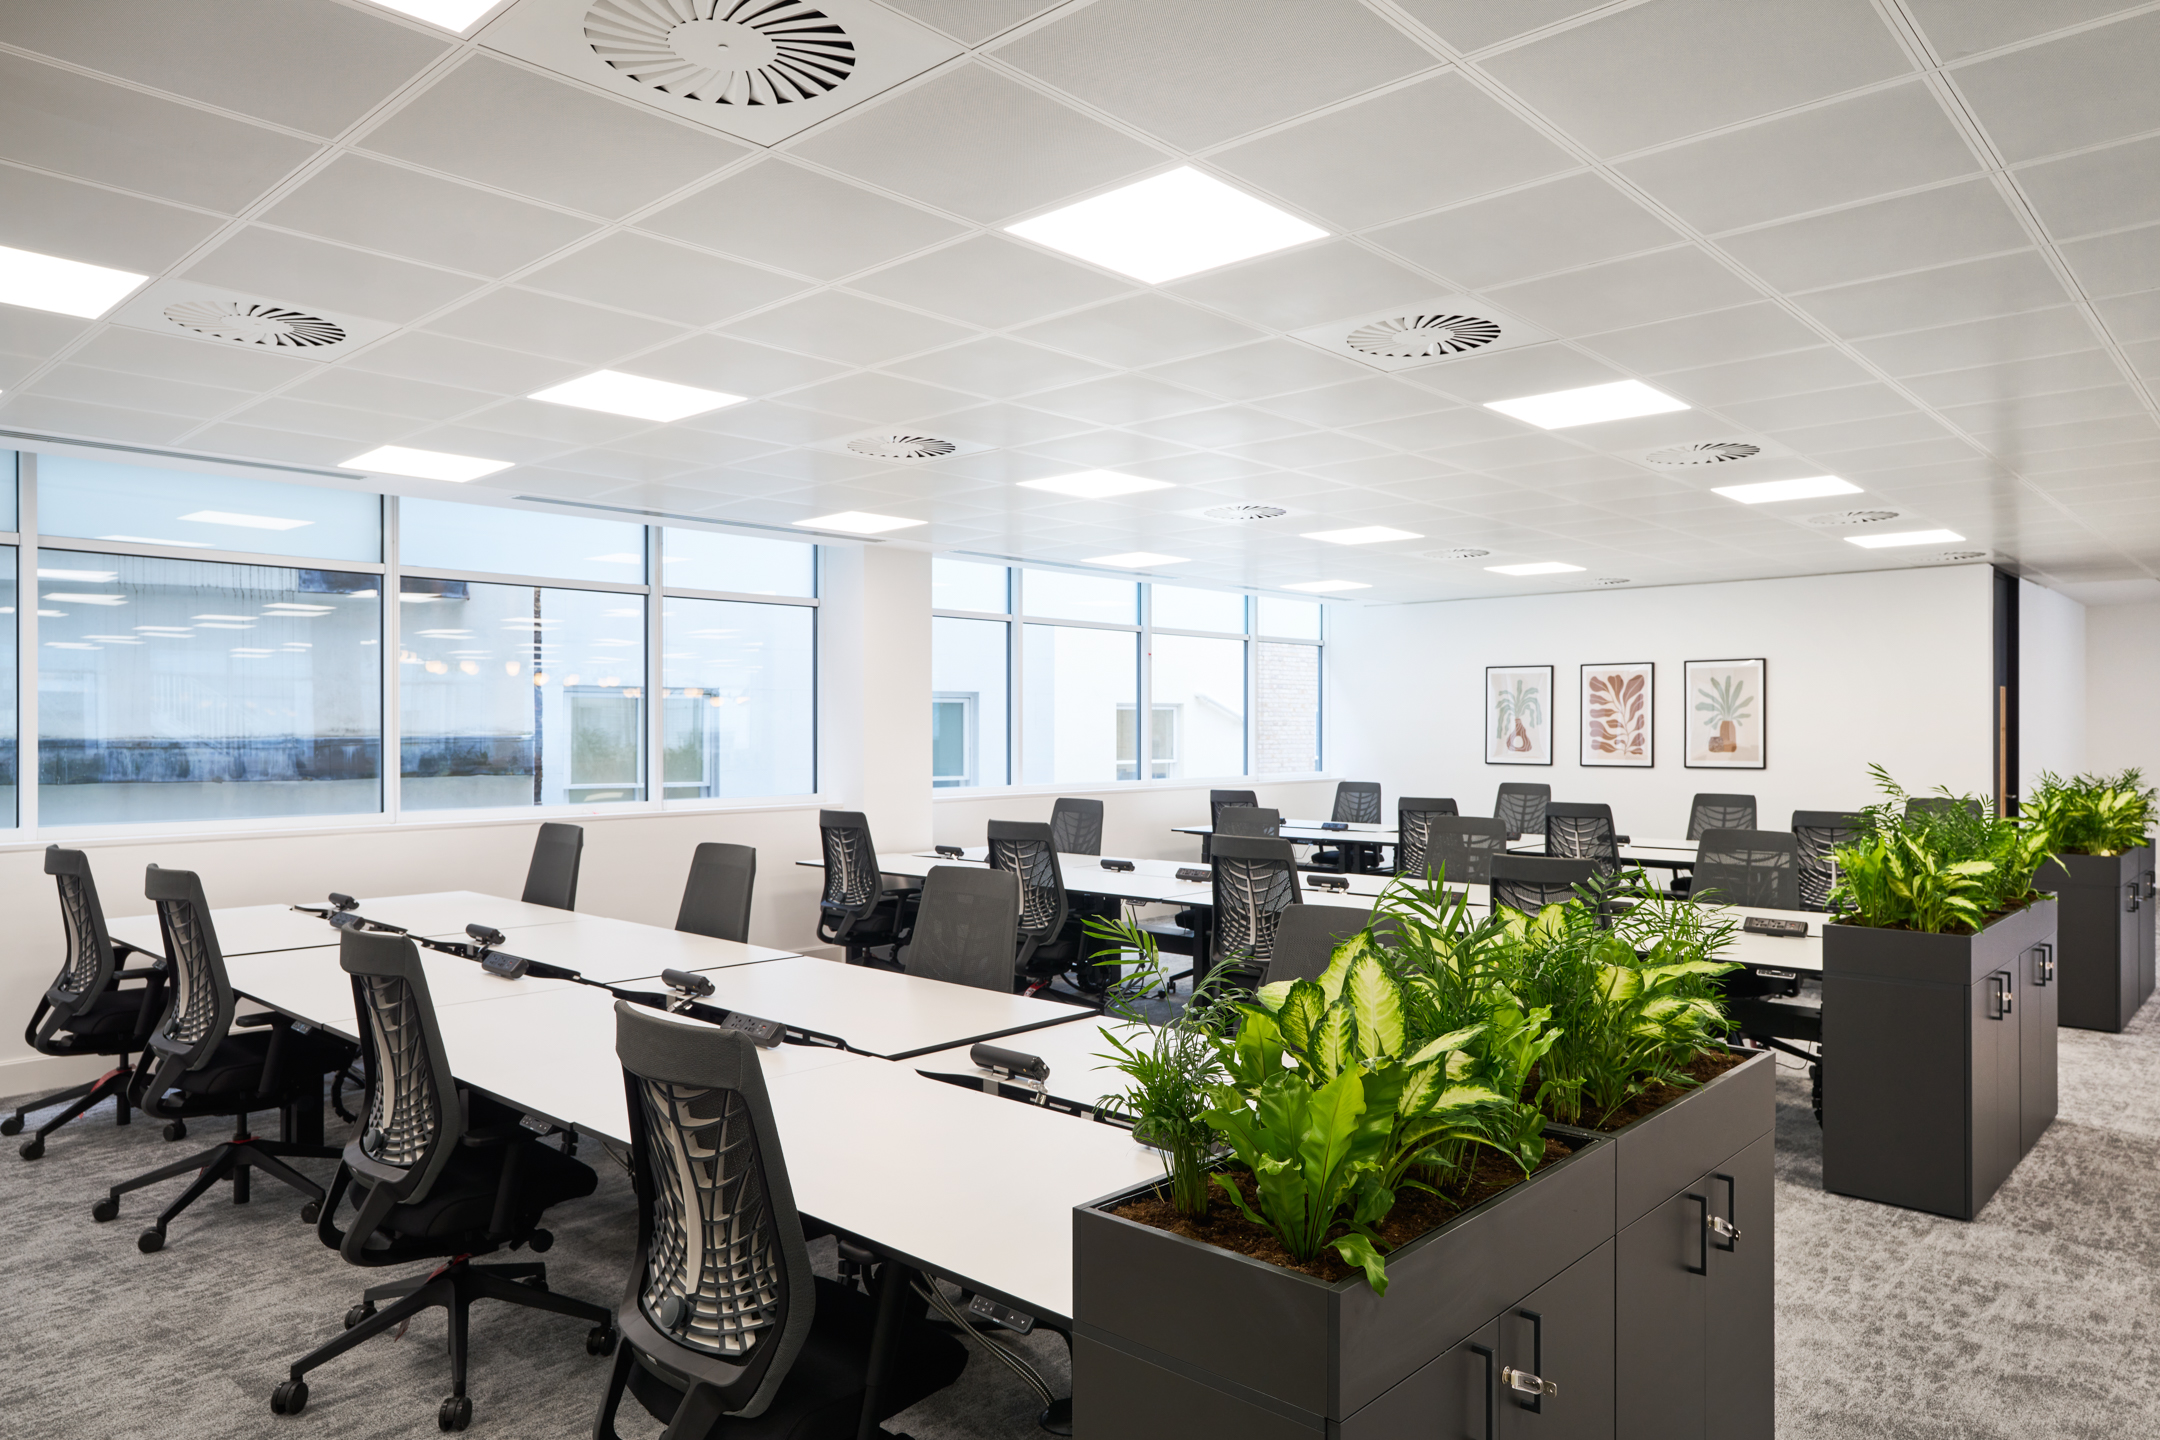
xmin=1684 ymin=657 xmax=1766 ymax=769
xmin=1581 ymin=662 xmax=1654 ymax=767
xmin=1486 ymin=665 xmax=1553 ymax=766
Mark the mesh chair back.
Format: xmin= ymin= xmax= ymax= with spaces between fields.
xmin=1907 ymin=797 xmax=1983 ymax=819
xmin=144 ymin=866 xmax=235 ymax=1070
xmin=676 ymin=843 xmax=756 ymax=944
xmin=1211 ymin=836 xmax=1301 ymax=971
xmin=906 ymin=867 xmax=1020 ymax=992
xmin=339 ymin=929 xmax=460 ymax=1201
xmin=1687 ymin=793 xmax=1758 ymax=840
xmin=1546 ymin=801 xmax=1620 ymax=876
xmin=1494 ymin=783 xmax=1551 ymax=840
xmin=1429 ymin=816 xmax=1508 ymax=885
xmin=817 ymin=810 xmax=882 ymax=914
xmin=1267 ymin=906 xmax=1367 ymax=986
xmin=1217 ymin=806 xmax=1281 ymax=838
xmin=987 ymin=820 xmax=1068 ymax=943
xmin=1049 ymin=797 xmax=1104 ymax=856
xmin=1203 ymin=790 xmax=1258 ymax=861
xmin=1792 ymin=810 xmax=1862 ymax=911
xmin=614 ymin=1001 xmax=815 ymax=1419
xmin=1393 ymin=798 xmax=1459 ymax=881
xmin=1691 ymin=830 xmax=1800 ymax=910
xmin=522 ymin=822 xmax=584 ymax=910
xmin=1331 ymin=782 xmax=1382 ymax=824
xmin=40 ymin=846 xmax=119 ymax=1036
xmin=1489 ymin=856 xmax=1597 ymax=917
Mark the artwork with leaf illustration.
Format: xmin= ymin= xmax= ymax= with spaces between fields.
xmin=1581 ymin=662 xmax=1653 ymax=767
xmin=1486 ymin=665 xmax=1553 ymax=766
xmin=1684 ymin=657 xmax=1766 ymax=769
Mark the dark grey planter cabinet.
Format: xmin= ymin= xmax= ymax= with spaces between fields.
xmin=1071 ymin=1130 xmax=1616 ymax=1437
xmin=2036 ymin=850 xmax=2153 ymax=1032
xmin=1821 ymin=899 xmax=2059 ymax=1220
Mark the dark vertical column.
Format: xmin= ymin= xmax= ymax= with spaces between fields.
xmin=1993 ymin=568 xmax=2020 ymax=816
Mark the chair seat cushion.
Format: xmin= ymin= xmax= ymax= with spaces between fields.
xmin=47 ymin=989 xmax=146 ymax=1049
xmin=627 ymin=1277 xmax=967 ymax=1439
xmin=176 ymin=1027 xmax=351 ymax=1099
xmin=360 ymin=1136 xmax=597 ymax=1242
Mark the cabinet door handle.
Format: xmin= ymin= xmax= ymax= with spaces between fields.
xmin=2143 ymin=870 xmax=2155 ymax=900
xmin=1685 ymin=1192 xmax=1709 ymax=1275
xmin=1986 ymin=973 xmax=2010 ymax=1020
xmin=1505 ymin=1308 xmax=1553 ymax=1412
xmin=2129 ymin=883 xmax=2142 ymax=915
xmin=2031 ymin=943 xmax=2055 ymax=987
xmin=1469 ymin=1342 xmax=1495 ymax=1440
xmin=1710 ymin=1172 xmax=1741 ymax=1251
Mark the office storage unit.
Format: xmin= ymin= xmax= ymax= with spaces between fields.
xmin=1821 ymin=900 xmax=2059 ymax=1220
xmin=2037 ymin=848 xmax=2154 ymax=1032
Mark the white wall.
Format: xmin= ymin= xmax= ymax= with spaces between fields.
xmin=1327 ymin=565 xmax=1997 ymax=835
xmin=2019 ymin=578 xmax=2087 ymax=796
xmin=2088 ymin=600 xmax=2160 ymax=784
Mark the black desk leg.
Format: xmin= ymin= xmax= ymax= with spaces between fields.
xmin=856 ymin=1256 xmax=916 ymax=1440
xmin=282 ymin=1092 xmax=324 ymax=1149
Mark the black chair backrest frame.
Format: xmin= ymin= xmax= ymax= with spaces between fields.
xmin=1489 ymin=855 xmax=1598 ymax=917
xmin=1266 ymin=906 xmax=1367 ymax=986
xmin=523 ymin=822 xmax=584 ymax=910
xmin=1204 ymin=789 xmax=1259 ymax=862
xmin=1049 ymin=797 xmax=1104 ymax=856
xmin=144 ymin=865 xmax=236 ymax=1076
xmin=675 ymin=843 xmax=756 ymax=944
xmin=35 ymin=846 xmax=124 ymax=1045
xmin=1691 ymin=830 xmax=1801 ymax=910
xmin=1546 ymin=801 xmax=1620 ymax=877
xmin=1331 ymin=781 xmax=1382 ymax=825
xmin=906 ymin=867 xmax=1021 ymax=992
xmin=1792 ymin=810 xmax=1863 ymax=911
xmin=1428 ymin=816 xmax=1508 ymax=886
xmin=1687 ymin=793 xmax=1759 ymax=841
xmin=986 ymin=820 xmax=1069 ymax=959
xmin=1494 ymin=783 xmax=1551 ymax=840
xmin=1394 ymin=798 xmax=1458 ymax=881
xmin=1210 ymin=835 xmax=1302 ymax=972
xmin=336 ymin=930 xmax=463 ymax=1251
xmin=1216 ymin=806 xmax=1281 ymax=839
xmin=816 ymin=810 xmax=883 ymax=941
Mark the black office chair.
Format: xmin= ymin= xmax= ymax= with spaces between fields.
xmin=1216 ymin=806 xmax=1281 ymax=838
xmin=904 ymin=867 xmax=1022 ymax=993
xmin=1494 ymin=783 xmax=1550 ymax=840
xmin=1265 ymin=906 xmax=1369 ymax=986
xmin=1546 ymin=801 xmax=1621 ymax=878
xmin=594 ymin=1002 xmax=967 ymax=1440
xmin=1429 ymin=816 xmax=1508 ymax=886
xmin=1210 ymin=835 xmax=1302 ymax=983
xmin=1390 ymin=798 xmax=1458 ymax=882
xmin=272 ymin=929 xmax=610 ymax=1430
xmin=7 ymin=847 xmax=167 ymax=1160
xmin=815 ymin=810 xmax=914 ymax=965
xmin=989 ymin=819 xmax=1093 ymax=996
xmin=1684 ymin=793 xmax=1758 ymax=840
xmin=1489 ymin=855 xmax=1598 ymax=917
xmin=1049 ymin=797 xmax=1104 ymax=856
xmin=523 ymin=821 xmax=584 ymax=910
xmin=1311 ymin=782 xmax=1384 ymax=871
xmin=93 ymin=866 xmax=353 ymax=1253
xmin=1792 ymin=810 xmax=1862 ymax=911
xmin=1690 ymin=830 xmax=1801 ymax=910
xmin=676 ymin=842 xmax=756 ymax=944
xmin=1201 ymin=788 xmax=1258 ymax=862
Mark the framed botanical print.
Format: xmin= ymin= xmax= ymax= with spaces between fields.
xmin=1581 ymin=662 xmax=1654 ymax=767
xmin=1685 ymin=657 xmax=1766 ymax=769
xmin=1486 ymin=665 xmax=1553 ymax=766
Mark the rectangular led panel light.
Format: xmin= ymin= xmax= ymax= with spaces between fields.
xmin=1712 ymin=476 xmax=1862 ymax=504
xmin=1485 ymin=380 xmax=1689 ymax=430
xmin=362 ymin=0 xmax=500 ymax=31
xmin=0 ymin=244 xmax=148 ymax=319
xmin=1006 ymin=167 xmax=1327 ymax=284
xmin=341 ymin=445 xmax=514 ymax=483
xmin=796 ymin=511 xmax=924 ymax=535
xmin=1017 ymin=470 xmax=1174 ymax=500
xmin=178 ymin=510 xmax=313 ymax=530
xmin=530 ymin=369 xmax=744 ymax=422
xmin=1086 ymin=552 xmax=1189 ymax=568
xmin=1845 ymin=528 xmax=1964 ymax=549
xmin=1487 ymin=561 xmax=1586 ymax=576
xmin=1303 ymin=526 xmax=1423 ymax=545
xmin=1283 ymin=580 xmax=1369 ymax=592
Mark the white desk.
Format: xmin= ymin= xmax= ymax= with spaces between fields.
xmin=912 ymin=1017 xmax=1149 ymax=1114
xmin=685 ymin=955 xmax=1094 ymax=1059
xmin=462 ymin=916 xmax=796 ymax=985
xmin=1708 ymin=905 xmax=1824 ymax=974
xmin=226 ymin=942 xmax=584 ymax=1041
xmin=796 ymin=851 xmax=1211 ymax=907
xmin=1174 ymin=820 xmax=1400 ymax=846
xmin=107 ymin=891 xmax=583 ymax=958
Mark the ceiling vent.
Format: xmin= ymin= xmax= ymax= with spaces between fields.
xmin=162 ymin=299 xmax=346 ymax=350
xmin=1202 ymin=504 xmax=1287 ymax=522
xmin=1593 ymin=577 xmax=1632 ymax=586
xmin=846 ymin=434 xmax=957 ymax=460
xmin=1644 ymin=441 xmax=1760 ymax=466
xmin=1291 ymin=296 xmax=1548 ymax=373
xmin=479 ymin=0 xmax=958 ymax=145
xmin=1806 ymin=510 xmax=1900 ymax=527
xmin=1424 ymin=547 xmax=1491 ymax=561
xmin=1937 ymin=550 xmax=1988 ymax=562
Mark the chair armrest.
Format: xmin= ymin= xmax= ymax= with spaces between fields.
xmin=235 ymin=1011 xmax=288 ymax=1029
xmin=112 ymin=939 xmax=159 ymax=962
xmin=113 ymin=966 xmax=164 ymax=982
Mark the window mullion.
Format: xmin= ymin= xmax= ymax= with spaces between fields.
xmin=19 ymin=452 xmax=38 ymax=835
xmin=645 ymin=524 xmax=662 ymax=809
xmin=383 ymin=493 xmax=400 ymax=824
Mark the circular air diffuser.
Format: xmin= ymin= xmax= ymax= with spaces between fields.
xmin=163 ymin=300 xmax=345 ymax=349
xmin=1345 ymin=314 xmax=1502 ymax=360
xmin=1643 ymin=441 xmax=1760 ymax=466
xmin=1806 ymin=510 xmax=1900 ymax=527
xmin=1593 ymin=577 xmax=1632 ymax=586
xmin=1937 ymin=551 xmax=1988 ymax=562
xmin=1202 ymin=504 xmax=1287 ymax=522
xmin=586 ymin=0 xmax=855 ymax=105
xmin=846 ymin=435 xmax=957 ymax=460
xmin=1425 ymin=547 xmax=1491 ymax=561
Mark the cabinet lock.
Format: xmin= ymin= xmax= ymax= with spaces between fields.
xmin=1706 ymin=1213 xmax=1741 ymax=1244
xmin=1501 ymin=1367 xmax=1558 ymax=1400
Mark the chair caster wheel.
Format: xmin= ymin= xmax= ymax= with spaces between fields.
xmin=18 ymin=1137 xmax=43 ymax=1161
xmin=91 ymin=1197 xmax=118 ymax=1223
xmin=344 ymin=1303 xmax=375 ymax=1330
xmin=271 ymin=1379 xmax=308 ymax=1415
xmin=529 ymin=1228 xmax=553 ymax=1253
xmin=0 ymin=1115 xmax=21 ymax=1136
xmin=300 ymin=1202 xmax=320 ymax=1224
xmin=438 ymin=1395 xmax=472 ymax=1431
xmin=586 ymin=1324 xmax=617 ymax=1357
xmin=137 ymin=1229 xmax=164 ymax=1254
xmin=162 ymin=1121 xmax=187 ymax=1142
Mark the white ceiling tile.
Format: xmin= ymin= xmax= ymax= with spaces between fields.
xmin=1953 ymin=10 xmax=2160 ymax=162
xmin=848 ymin=235 xmax=1134 ymax=328
xmin=1302 ymin=453 xmax=1464 ymax=486
xmin=1770 ymin=411 xmax=1957 ymax=452
xmin=1018 ymin=431 xmax=1197 ymax=467
xmin=2017 ymin=135 xmax=2160 ymax=241
xmin=1399 ymin=342 xmax=1628 ymax=403
xmin=0 ymin=164 xmax=223 ymax=277
xmin=1491 ymin=247 xmax=1760 ymax=337
xmin=184 ymin=226 xmax=483 ymax=324
xmin=1209 ymin=75 xmax=1573 ymax=231
xmin=1946 ymin=386 xmax=2149 ymax=436
xmin=2125 ymin=337 xmax=2160 ymax=378
xmin=639 ymin=159 xmax=966 ymax=281
xmin=394 ymin=422 xmax=569 ymax=465
xmin=1580 ymin=302 xmax=1827 ymax=372
xmin=0 ymin=306 xmax=92 ymax=360
xmin=1790 ymin=252 xmax=2072 ymax=338
xmin=259 ymin=154 xmax=601 ymax=278
xmin=734 ymin=450 xmax=908 ymax=485
xmin=344 ymin=330 xmax=584 ymax=394
xmin=1852 ymin=306 xmax=2101 ymax=374
xmin=2018 ymin=438 xmax=2160 ymax=473
xmin=1129 ymin=453 xmax=1280 ymax=484
xmin=996 ymin=0 xmax=1434 ymax=150
xmin=360 ymin=55 xmax=745 ymax=218
xmin=25 ymin=363 xmax=248 ymax=420
xmin=0 ymin=392 xmax=195 ymax=444
xmin=1723 ymin=383 xmax=1917 ymax=431
xmin=1480 ymin=0 xmax=1911 ymax=156
xmin=1167 ymin=242 xmax=1439 ymax=332
xmin=1142 ymin=339 xmax=1369 ymax=400
xmin=1226 ymin=432 xmax=1387 ymax=468
xmin=1717 ymin=179 xmax=2028 ymax=294
xmin=908 ymin=449 xmax=1073 ymax=482
xmin=519 ymin=233 xmax=806 ymax=326
xmin=1124 ymin=406 xmax=1308 ymax=448
xmin=1997 ymin=412 xmax=2160 ymax=453
xmin=1392 ymin=0 xmax=1609 ymax=52
xmin=607 ymin=428 xmax=782 ymax=466
xmin=67 ymin=326 xmax=317 ymax=390
xmin=720 ymin=291 xmax=975 ymax=366
xmin=2059 ymin=224 xmax=2160 ymax=299
xmin=1903 ymin=350 xmax=2128 ymax=405
xmin=1368 ymin=172 xmax=1678 ymax=290
xmin=626 ymin=335 xmax=848 ymax=398
xmin=911 ymin=403 xmax=1089 ymax=449
xmin=1187 ymin=473 xmax=1354 ymax=502
xmin=790 ymin=63 xmax=1160 ymax=225
xmin=679 ymin=402 xmax=864 ymax=446
xmin=1913 ymin=0 xmax=2147 ymax=61
xmin=457 ymin=398 xmax=650 ymax=446
xmin=879 ymin=0 xmax=1066 ymax=46
xmin=1018 ymin=295 xmax=1265 ymax=369
xmin=223 ymin=394 xmax=413 ymax=444
xmin=1427 ymin=432 xmax=1589 ymax=469
xmin=425 ymin=287 xmax=685 ymax=364
xmin=780 ymin=371 xmax=975 ymax=424
xmin=534 ymin=448 xmax=701 ymax=485
xmin=182 ymin=421 xmax=368 ymax=467
xmin=1024 ymin=374 xmax=1219 ymax=425
xmin=1254 ymin=378 xmax=1445 ymax=428
xmin=1656 ymin=348 xmax=1877 ymax=405
xmin=1813 ymin=436 xmax=1986 ymax=471
xmin=881 ymin=336 xmax=1113 ymax=399
xmin=1346 ymin=407 xmax=1527 ymax=450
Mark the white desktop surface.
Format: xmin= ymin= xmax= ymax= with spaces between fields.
xmin=462 ymin=916 xmax=796 ymax=985
xmin=1175 ymin=821 xmax=1401 ymax=845
xmin=1709 ymin=905 xmax=1824 ymax=973
xmin=686 ymin=955 xmax=1095 ymax=1058
xmin=225 ymin=942 xmax=583 ymax=1040
xmin=107 ymin=891 xmax=581 ymax=958
xmin=912 ymin=1016 xmax=1148 ymax=1113
xmin=798 ymin=851 xmax=1210 ymax=906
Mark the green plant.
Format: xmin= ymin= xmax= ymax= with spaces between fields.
xmin=1837 ymin=765 xmax=2057 ymax=930
xmin=2028 ymin=769 xmax=2156 ymax=857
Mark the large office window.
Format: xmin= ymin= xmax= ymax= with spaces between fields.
xmin=663 ymin=598 xmax=815 ymax=799
xmin=1256 ymin=598 xmax=1323 ymax=775
xmin=932 ymin=616 xmax=1008 ymax=788
xmin=40 ymin=457 xmax=379 ymax=561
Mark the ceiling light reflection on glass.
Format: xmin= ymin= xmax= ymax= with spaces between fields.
xmin=1712 ymin=476 xmax=1862 ymax=505
xmin=1485 ymin=380 xmax=1689 ymax=430
xmin=1018 ymin=471 xmax=1175 ymax=500
xmin=1283 ymin=580 xmax=1370 ymax=592
xmin=178 ymin=510 xmax=313 ymax=530
xmin=1006 ymin=167 xmax=1327 ymax=284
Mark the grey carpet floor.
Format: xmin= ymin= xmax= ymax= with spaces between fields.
xmin=7 ymin=998 xmax=2160 ymax=1439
